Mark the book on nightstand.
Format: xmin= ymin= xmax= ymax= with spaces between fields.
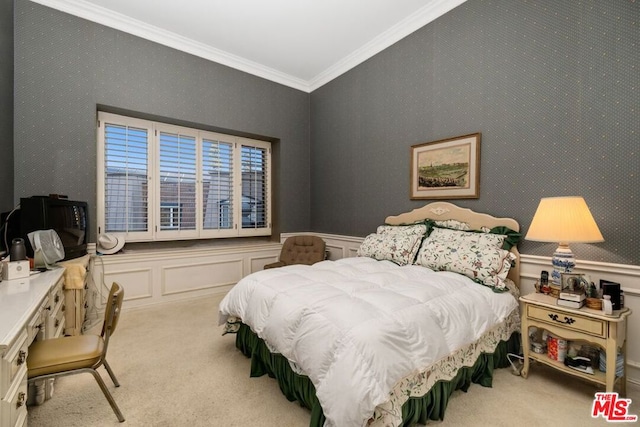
xmin=559 ymin=292 xmax=586 ymax=302
xmin=557 ymin=298 xmax=585 ymax=309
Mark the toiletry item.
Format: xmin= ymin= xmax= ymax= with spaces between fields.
xmin=10 ymin=238 xmax=27 ymax=261
xmin=601 ymin=280 xmax=621 ymax=310
xmin=602 ymin=295 xmax=613 ymax=315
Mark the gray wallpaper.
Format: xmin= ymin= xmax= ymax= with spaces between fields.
xmin=310 ymin=0 xmax=639 ymax=266
xmin=0 ymin=0 xmax=13 ymax=213
xmin=13 ymin=0 xmax=311 ymax=240
xmin=8 ymin=0 xmax=639 ymax=266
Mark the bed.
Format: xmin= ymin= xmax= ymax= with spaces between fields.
xmin=218 ymin=202 xmax=522 ymax=427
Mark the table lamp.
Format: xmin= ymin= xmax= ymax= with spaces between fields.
xmin=525 ymin=196 xmax=604 ymax=284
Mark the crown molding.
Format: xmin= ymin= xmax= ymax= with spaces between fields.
xmin=27 ymin=0 xmax=311 ymax=91
xmin=307 ymin=0 xmax=467 ymax=91
xmin=28 ymin=0 xmax=466 ymax=93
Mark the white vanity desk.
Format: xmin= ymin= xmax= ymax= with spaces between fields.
xmin=0 ymin=268 xmax=65 ymax=427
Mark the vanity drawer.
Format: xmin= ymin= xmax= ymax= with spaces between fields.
xmin=527 ymin=305 xmax=605 ymax=338
xmin=51 ymin=306 xmax=66 ymax=339
xmin=51 ymin=279 xmax=65 ymax=311
xmin=42 ymin=277 xmax=66 ymax=340
xmin=0 ymin=331 xmax=28 ymax=398
xmin=27 ymin=301 xmax=47 ymax=343
xmin=0 ymin=369 xmax=28 ymax=427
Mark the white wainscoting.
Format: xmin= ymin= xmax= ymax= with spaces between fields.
xmin=284 ymin=232 xmax=640 ymax=387
xmin=89 ymin=242 xmax=281 ymax=310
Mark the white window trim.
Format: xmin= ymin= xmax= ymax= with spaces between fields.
xmin=97 ymin=112 xmax=272 ymax=242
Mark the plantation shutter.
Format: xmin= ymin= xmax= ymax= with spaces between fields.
xmin=157 ymin=129 xmax=197 ymax=234
xmin=102 ymin=121 xmax=150 ymax=235
xmin=202 ymin=135 xmax=234 ymax=231
xmin=239 ymin=140 xmax=270 ymax=233
xmin=97 ymin=112 xmax=271 ymax=241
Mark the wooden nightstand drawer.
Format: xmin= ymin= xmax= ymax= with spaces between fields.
xmin=527 ymin=305 xmax=605 ymax=338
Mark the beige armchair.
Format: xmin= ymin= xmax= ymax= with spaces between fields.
xmin=264 ymin=235 xmax=326 ymax=269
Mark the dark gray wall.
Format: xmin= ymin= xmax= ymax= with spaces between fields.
xmin=8 ymin=0 xmax=640 ymax=265
xmin=310 ymin=0 xmax=639 ymax=266
xmin=0 ymin=0 xmax=13 ymax=213
xmin=13 ymin=0 xmax=310 ymax=241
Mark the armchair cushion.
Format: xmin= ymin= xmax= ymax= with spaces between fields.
xmin=264 ymin=260 xmax=286 ymax=269
xmin=265 ymin=235 xmax=326 ymax=269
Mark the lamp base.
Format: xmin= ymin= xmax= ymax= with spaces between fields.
xmin=551 ymin=243 xmax=575 ymax=284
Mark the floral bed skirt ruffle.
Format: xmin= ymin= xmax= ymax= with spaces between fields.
xmin=227 ymin=308 xmax=521 ymax=426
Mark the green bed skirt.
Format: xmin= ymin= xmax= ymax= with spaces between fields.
xmin=235 ymin=323 xmax=520 ymax=426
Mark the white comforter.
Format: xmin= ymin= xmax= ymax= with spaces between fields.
xmin=218 ymin=257 xmax=518 ymax=427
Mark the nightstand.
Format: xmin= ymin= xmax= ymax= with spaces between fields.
xmin=520 ymin=292 xmax=631 ymax=394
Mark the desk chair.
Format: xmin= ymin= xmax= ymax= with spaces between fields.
xmin=27 ymin=282 xmax=125 ymax=422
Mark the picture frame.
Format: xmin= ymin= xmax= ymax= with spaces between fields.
xmin=410 ymin=133 xmax=481 ymax=199
xmin=561 ymin=272 xmax=586 ymax=294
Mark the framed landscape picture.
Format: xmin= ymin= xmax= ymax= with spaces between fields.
xmin=410 ymin=133 xmax=481 ymax=199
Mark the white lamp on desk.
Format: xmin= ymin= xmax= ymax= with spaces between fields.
xmin=525 ymin=196 xmax=604 ymax=284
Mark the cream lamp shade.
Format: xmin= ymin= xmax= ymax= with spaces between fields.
xmin=525 ymin=196 xmax=603 ymax=284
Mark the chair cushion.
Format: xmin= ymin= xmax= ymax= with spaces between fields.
xmin=263 ymin=261 xmax=286 ymax=269
xmin=279 ymin=236 xmax=325 ymax=266
xmin=28 ymin=335 xmax=104 ymax=378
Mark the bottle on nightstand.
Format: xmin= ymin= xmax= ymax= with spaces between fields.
xmin=540 ymin=270 xmax=549 ymax=294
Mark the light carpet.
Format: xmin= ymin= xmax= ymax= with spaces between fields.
xmin=27 ymin=292 xmax=638 ymax=427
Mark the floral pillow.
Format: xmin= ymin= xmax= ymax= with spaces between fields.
xmin=357 ymin=232 xmax=424 ymax=266
xmin=426 ymin=227 xmax=506 ymax=247
xmin=414 ymin=229 xmax=515 ymax=292
xmin=433 ymin=219 xmax=471 ymax=231
xmin=376 ymin=223 xmax=428 ymax=236
xmin=425 ymin=220 xmax=521 ymax=250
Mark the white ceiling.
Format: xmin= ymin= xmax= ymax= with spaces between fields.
xmin=30 ymin=0 xmax=466 ymax=92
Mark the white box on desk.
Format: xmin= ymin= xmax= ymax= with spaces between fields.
xmin=1 ymin=260 xmax=31 ymax=280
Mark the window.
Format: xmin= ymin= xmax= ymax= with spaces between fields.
xmin=97 ymin=112 xmax=272 ymax=242
xmin=160 ymin=202 xmax=182 ymax=230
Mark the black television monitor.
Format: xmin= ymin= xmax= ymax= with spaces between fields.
xmin=18 ymin=196 xmax=89 ymax=261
